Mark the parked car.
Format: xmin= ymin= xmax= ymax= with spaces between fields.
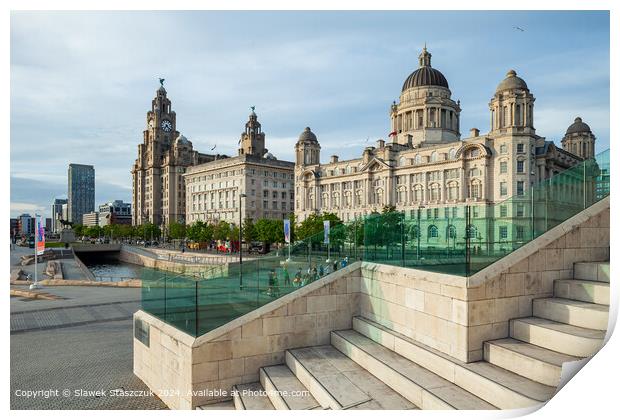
xmin=248 ymin=241 xmax=270 ymax=254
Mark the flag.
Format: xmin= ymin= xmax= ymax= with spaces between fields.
xmin=283 ymin=219 xmax=291 ymax=244
xmin=323 ymin=220 xmax=330 ymax=245
xmin=35 ymin=215 xmax=45 ymax=256
xmin=389 ymin=131 xmax=397 ymax=137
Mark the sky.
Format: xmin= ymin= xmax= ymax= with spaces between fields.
xmin=10 ymin=11 xmax=610 ymax=218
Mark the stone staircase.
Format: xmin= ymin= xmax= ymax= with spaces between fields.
xmin=199 ymin=261 xmax=609 ymax=410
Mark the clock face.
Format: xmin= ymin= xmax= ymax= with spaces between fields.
xmin=161 ymin=119 xmax=173 ymax=132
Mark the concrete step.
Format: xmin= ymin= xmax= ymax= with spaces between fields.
xmin=554 ymin=279 xmax=609 ymax=305
xmin=331 ymin=330 xmax=496 ymax=410
xmin=351 ymin=316 xmax=554 ymax=409
xmin=196 ymin=400 xmax=235 ymax=410
xmin=260 ymin=365 xmax=321 ymax=410
xmin=533 ymin=298 xmax=609 ymax=330
xmin=510 ymin=317 xmax=605 ymax=357
xmin=286 ymin=345 xmax=416 ymax=410
xmin=484 ymin=338 xmax=579 ymax=387
xmin=232 ymin=382 xmax=275 ymax=410
xmin=574 ymin=262 xmax=609 ymax=283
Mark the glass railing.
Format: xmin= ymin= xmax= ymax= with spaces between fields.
xmin=140 ymin=149 xmax=610 ymax=336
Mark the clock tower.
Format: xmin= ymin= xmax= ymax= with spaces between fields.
xmin=132 ymin=80 xmax=217 ymax=227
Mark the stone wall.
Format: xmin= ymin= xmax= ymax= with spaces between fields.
xmin=359 ymin=197 xmax=610 ymax=362
xmin=134 ymin=197 xmax=609 ymax=408
xmin=119 ymin=245 xmax=226 ymax=277
xmin=133 ymin=263 xmax=361 ymax=409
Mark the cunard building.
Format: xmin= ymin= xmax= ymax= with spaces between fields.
xmin=294 ymin=47 xmax=596 ymax=232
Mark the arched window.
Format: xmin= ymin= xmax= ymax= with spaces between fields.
xmin=468 ymin=148 xmax=480 ymax=158
xmin=399 ymin=156 xmax=406 ymax=167
xmin=374 ymin=188 xmax=383 ymax=205
xmin=345 ymin=165 xmax=351 ymax=174
xmin=447 ymin=182 xmax=459 ymax=200
xmin=414 ymin=154 xmax=421 ymax=165
xmin=333 ymin=193 xmax=340 ymax=207
xmin=430 ymin=151 xmax=438 ymax=162
xmin=355 ymin=190 xmax=362 ymax=206
xmin=428 ymin=225 xmax=439 ymax=238
xmin=467 ymin=225 xmax=478 ymax=239
xmin=449 ymin=148 xmax=456 ymax=160
xmin=413 ymin=185 xmax=423 ymax=202
xmin=397 ymin=187 xmax=407 ymax=204
xmin=410 ymin=225 xmax=419 ymax=239
xmin=469 ymin=181 xmax=481 ymax=199
xmin=430 ymin=183 xmax=440 ymax=201
xmin=446 ymin=225 xmax=456 ymax=239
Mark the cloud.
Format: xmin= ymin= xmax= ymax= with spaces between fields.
xmin=10 ymin=11 xmax=610 ymax=217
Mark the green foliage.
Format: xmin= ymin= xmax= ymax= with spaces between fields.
xmin=84 ymin=225 xmax=103 ymax=238
xmin=168 ymin=221 xmax=186 ymax=240
xmin=73 ymin=224 xmax=84 ymax=237
xmin=186 ymin=221 xmax=214 ymax=242
xmin=136 ymin=223 xmax=161 ymax=240
xmin=242 ymin=218 xmax=256 ymax=243
xmin=296 ymin=212 xmax=343 ymax=246
xmin=213 ymin=221 xmax=231 ymax=241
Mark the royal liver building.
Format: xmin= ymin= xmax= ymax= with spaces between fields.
xmin=294 ymin=47 xmax=596 ymax=223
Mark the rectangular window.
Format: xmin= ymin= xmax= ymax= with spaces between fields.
xmin=500 ymin=161 xmax=507 ymax=174
xmin=516 ymin=225 xmax=524 ymax=240
xmin=516 ymin=203 xmax=524 ymax=217
xmin=517 ymin=181 xmax=525 ymax=196
xmin=500 ymin=205 xmax=507 ymax=218
xmin=499 ymin=226 xmax=508 ymax=239
xmin=517 ymin=160 xmax=525 ymax=173
xmin=500 ymin=182 xmax=507 ymax=197
xmin=517 ymin=143 xmax=524 ymax=154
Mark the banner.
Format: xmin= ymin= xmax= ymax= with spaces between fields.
xmin=35 ymin=215 xmax=45 ymax=256
xmin=323 ymin=220 xmax=330 ymax=244
xmin=283 ymin=219 xmax=291 ymax=244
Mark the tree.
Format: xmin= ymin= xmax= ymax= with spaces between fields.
xmin=168 ymin=221 xmax=186 ymax=240
xmin=296 ymin=212 xmax=342 ymax=247
xmin=213 ymin=221 xmax=231 ymax=241
xmin=84 ymin=225 xmax=102 ymax=238
xmin=242 ymin=218 xmax=256 ymax=244
xmin=73 ymin=224 xmax=84 ymax=237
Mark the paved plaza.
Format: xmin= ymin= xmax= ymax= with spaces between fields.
xmin=10 ymin=247 xmax=166 ymax=409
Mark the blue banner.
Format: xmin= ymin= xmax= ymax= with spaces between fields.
xmin=323 ymin=220 xmax=330 ymax=244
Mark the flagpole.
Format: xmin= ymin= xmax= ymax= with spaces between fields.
xmin=30 ymin=214 xmax=39 ymax=290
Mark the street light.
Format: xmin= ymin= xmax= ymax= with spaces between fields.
xmin=416 ymin=205 xmax=425 ymax=261
xmin=239 ymin=192 xmax=247 ymax=290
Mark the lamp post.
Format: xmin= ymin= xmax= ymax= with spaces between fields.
xmin=239 ymin=192 xmax=246 ymax=290
xmin=416 ymin=205 xmax=425 ymax=260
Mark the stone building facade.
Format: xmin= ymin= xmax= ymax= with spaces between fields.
xmin=131 ymin=83 xmax=220 ymax=226
xmin=294 ymin=48 xmax=595 ymax=228
xmin=184 ymin=111 xmax=295 ymax=225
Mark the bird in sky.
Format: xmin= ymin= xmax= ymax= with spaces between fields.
xmin=514 ymin=26 xmax=525 ymax=32
xmin=211 ymin=144 xmax=217 ymax=150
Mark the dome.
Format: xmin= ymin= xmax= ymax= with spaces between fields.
xmin=566 ymin=117 xmax=591 ymax=135
xmin=401 ymin=48 xmax=449 ymax=91
xmin=496 ymin=70 xmax=528 ymax=93
xmin=175 ymin=134 xmax=189 ymax=145
xmin=263 ymin=152 xmax=276 ymax=160
xmin=298 ymin=127 xmax=318 ymax=143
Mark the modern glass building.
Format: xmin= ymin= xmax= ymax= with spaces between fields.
xmin=67 ymin=163 xmax=95 ymax=224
